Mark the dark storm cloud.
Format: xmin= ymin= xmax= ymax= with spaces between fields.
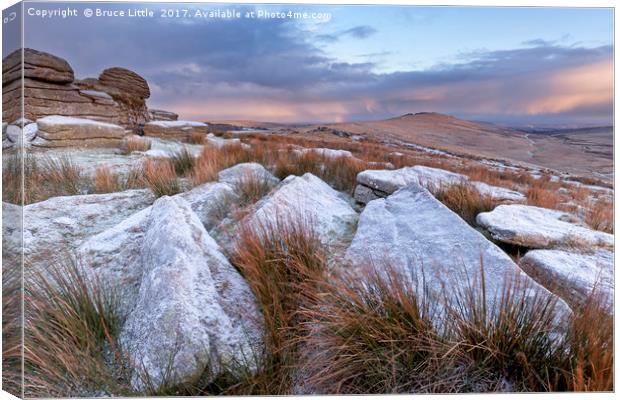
xmin=22 ymin=7 xmax=613 ymax=125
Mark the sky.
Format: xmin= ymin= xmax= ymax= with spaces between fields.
xmin=11 ymin=2 xmax=615 ymax=125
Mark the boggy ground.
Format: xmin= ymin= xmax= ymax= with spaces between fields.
xmin=1 ymin=130 xmax=614 ymax=396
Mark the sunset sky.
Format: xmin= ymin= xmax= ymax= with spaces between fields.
xmin=13 ymin=2 xmax=615 ymax=125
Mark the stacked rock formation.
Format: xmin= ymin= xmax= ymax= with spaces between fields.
xmin=144 ymin=120 xmax=208 ymax=141
xmin=2 ymin=48 xmax=150 ymax=133
xmin=149 ymin=109 xmax=178 ymax=121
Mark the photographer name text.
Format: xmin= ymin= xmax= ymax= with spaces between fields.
xmin=26 ymin=7 xmax=332 ymax=21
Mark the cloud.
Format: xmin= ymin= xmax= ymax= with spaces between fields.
xmin=316 ymin=24 xmax=377 ymax=42
xmin=23 ymin=6 xmax=612 ymax=125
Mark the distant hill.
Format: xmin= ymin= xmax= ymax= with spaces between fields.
xmin=212 ymin=112 xmax=613 ymax=180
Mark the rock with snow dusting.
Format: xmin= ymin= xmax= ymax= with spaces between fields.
xmin=77 ymin=182 xmax=237 ymax=311
xmin=346 ymin=183 xmax=570 ymax=320
xmin=244 ymin=173 xmax=358 ymax=249
xmin=144 ymin=120 xmax=208 ymax=141
xmin=33 ymin=116 xmax=125 ymax=148
xmin=119 ymin=197 xmax=262 ymax=391
xmin=3 ymin=190 xmax=155 ymax=268
xmin=472 ymin=181 xmax=525 ymax=202
xmin=520 ymin=249 xmax=613 ymax=310
xmin=148 ymin=109 xmax=178 ymax=121
xmin=476 ymin=204 xmax=613 ymax=250
xmin=206 ymin=133 xmax=248 ymax=149
xmin=292 ymin=147 xmax=354 ymax=159
xmin=218 ymin=162 xmax=279 ymax=187
xmin=6 ymin=123 xmax=38 ymax=146
xmin=355 ymin=166 xmax=465 ymax=203
xmin=354 ymin=165 xmax=526 ymax=204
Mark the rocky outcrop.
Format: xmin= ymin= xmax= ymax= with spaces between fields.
xmin=2 ymin=189 xmax=155 ymax=266
xmin=346 ymin=183 xmax=570 ymax=320
xmin=218 ymin=162 xmax=279 ymax=187
xmin=353 ymin=166 xmax=525 ymax=204
xmin=144 ymin=120 xmax=208 ymax=141
xmin=2 ymin=48 xmax=151 ymax=132
xmin=2 ymin=121 xmax=38 ymax=149
xmin=476 ymin=204 xmax=613 ymax=250
xmin=244 ymin=173 xmax=358 ymax=250
xmin=149 ymin=109 xmax=178 ymax=121
xmin=119 ymin=197 xmax=262 ymax=390
xmin=2 ymin=47 xmax=73 ymax=84
xmin=77 ymin=182 xmax=237 ymax=312
xmin=75 ymin=68 xmax=151 ymax=129
xmin=519 ymin=249 xmax=613 ymax=310
xmin=32 ymin=116 xmax=125 ymax=148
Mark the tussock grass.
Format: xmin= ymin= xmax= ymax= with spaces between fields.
xmin=2 ymin=254 xmax=23 ymax=397
xmin=94 ymin=166 xmax=122 ymax=193
xmin=526 ymin=184 xmax=561 ymax=209
xmin=120 ymin=135 xmax=151 ymax=154
xmin=228 ymin=213 xmax=327 ymax=394
xmin=21 ymin=256 xmax=130 ymax=397
xmin=3 ymin=154 xmax=90 ymax=204
xmin=299 ymin=262 xmax=613 ymax=394
xmin=233 ymin=171 xmax=275 ymax=207
xmin=189 ymin=145 xmax=221 ymax=186
xmin=188 ymin=131 xmax=205 ymax=145
xmin=432 ymin=182 xmax=500 ymax=226
xmin=585 ymin=198 xmax=613 ymax=234
xmin=169 ymin=148 xmax=195 ymax=176
xmin=142 ymin=159 xmax=180 ymax=197
xmin=40 ymin=155 xmax=84 ymax=197
xmin=123 ymin=164 xmax=146 ymax=189
xmin=2 ymin=152 xmax=30 ymax=204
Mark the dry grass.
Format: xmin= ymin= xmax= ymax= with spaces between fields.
xmin=94 ymin=166 xmax=122 ymax=193
xmin=20 ymin=255 xmax=131 ymax=397
xmin=40 ymin=155 xmax=84 ymax=196
xmin=585 ymin=198 xmax=613 ymax=234
xmin=142 ymin=159 xmax=180 ymax=197
xmin=188 ymin=131 xmax=205 ymax=145
xmin=298 ymin=262 xmax=613 ymax=394
xmin=188 ymin=145 xmax=222 ymax=186
xmin=3 ymin=154 xmax=90 ymax=204
xmin=565 ymin=292 xmax=614 ymax=391
xmin=526 ymin=184 xmax=561 ymax=209
xmin=120 ymin=135 xmax=151 ymax=154
xmin=227 ymin=213 xmax=327 ymax=395
xmin=432 ymin=182 xmax=500 ymax=226
xmin=169 ymin=148 xmax=195 ymax=176
xmin=2 ymin=254 xmax=23 ymax=397
xmin=123 ymin=164 xmax=146 ymax=189
xmin=233 ymin=171 xmax=275 ymax=207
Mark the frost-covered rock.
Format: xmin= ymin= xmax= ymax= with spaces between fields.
xmin=292 ymin=147 xmax=354 ymax=159
xmin=5 ymin=190 xmax=155 ymax=264
xmin=476 ymin=204 xmax=613 ymax=250
xmin=5 ymin=123 xmax=38 ymax=147
xmin=346 ymin=184 xmax=570 ymax=320
xmin=144 ymin=120 xmax=208 ymax=141
xmin=206 ymin=133 xmax=248 ymax=149
xmin=33 ymin=116 xmax=125 ymax=148
xmin=120 ymin=197 xmax=262 ymax=391
xmin=218 ymin=162 xmax=279 ymax=187
xmin=244 ymin=173 xmax=357 ymax=249
xmin=472 ymin=181 xmax=525 ymax=202
xmin=354 ymin=166 xmax=525 ymax=204
xmin=78 ymin=182 xmax=236 ymax=310
xmin=520 ymin=249 xmax=614 ymax=310
xmin=357 ymin=166 xmax=465 ymax=196
xmin=5 ymin=125 xmax=21 ymax=143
